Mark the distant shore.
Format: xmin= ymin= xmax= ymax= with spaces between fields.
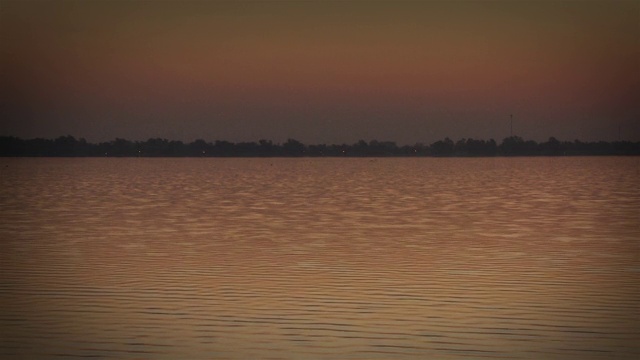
xmin=1 ymin=135 xmax=639 ymax=157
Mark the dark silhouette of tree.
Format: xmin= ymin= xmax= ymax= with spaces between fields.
xmin=353 ymin=140 xmax=369 ymax=156
xmin=51 ymin=135 xmax=82 ymax=156
xmin=307 ymin=143 xmax=328 ymax=157
xmin=258 ymin=139 xmax=276 ymax=156
xmin=430 ymin=137 xmax=455 ymax=156
xmin=190 ymin=139 xmax=210 ymax=156
xmin=454 ymin=138 xmax=468 ymax=155
xmin=540 ymin=137 xmax=563 ymax=156
xmin=485 ymin=139 xmax=498 ymax=156
xmin=213 ymin=140 xmax=235 ymax=156
xmin=459 ymin=138 xmax=497 ymax=156
xmin=400 ymin=143 xmax=424 ymax=156
xmin=500 ymin=136 xmax=539 ymax=156
xmin=0 ymin=136 xmax=23 ymax=156
xmin=102 ymin=138 xmax=136 ymax=156
xmin=143 ymin=138 xmax=169 ymax=156
xmin=366 ymin=140 xmax=398 ymax=156
xmin=234 ymin=142 xmax=259 ymax=156
xmin=282 ymin=138 xmax=305 ymax=156
xmin=1 ymin=135 xmax=639 ymax=157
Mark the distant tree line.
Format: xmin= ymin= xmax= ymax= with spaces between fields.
xmin=1 ymin=135 xmax=639 ymax=157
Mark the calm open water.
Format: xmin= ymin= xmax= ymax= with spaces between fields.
xmin=1 ymin=157 xmax=639 ymax=359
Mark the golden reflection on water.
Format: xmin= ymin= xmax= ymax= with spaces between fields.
xmin=1 ymin=157 xmax=639 ymax=359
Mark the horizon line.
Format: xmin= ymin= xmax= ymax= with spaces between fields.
xmin=2 ymin=134 xmax=639 ymax=147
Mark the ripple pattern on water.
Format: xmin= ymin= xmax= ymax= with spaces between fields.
xmin=1 ymin=157 xmax=639 ymax=359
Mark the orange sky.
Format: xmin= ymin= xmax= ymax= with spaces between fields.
xmin=1 ymin=0 xmax=638 ymax=143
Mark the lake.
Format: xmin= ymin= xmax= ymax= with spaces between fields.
xmin=1 ymin=157 xmax=638 ymax=359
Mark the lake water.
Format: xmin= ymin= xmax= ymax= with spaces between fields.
xmin=1 ymin=157 xmax=638 ymax=359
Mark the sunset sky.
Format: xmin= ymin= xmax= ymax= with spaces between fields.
xmin=1 ymin=0 xmax=638 ymax=144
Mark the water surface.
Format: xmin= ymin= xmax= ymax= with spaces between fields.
xmin=1 ymin=157 xmax=639 ymax=359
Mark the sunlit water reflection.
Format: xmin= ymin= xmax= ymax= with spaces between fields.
xmin=1 ymin=157 xmax=638 ymax=359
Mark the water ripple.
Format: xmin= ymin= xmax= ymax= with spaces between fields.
xmin=1 ymin=157 xmax=639 ymax=359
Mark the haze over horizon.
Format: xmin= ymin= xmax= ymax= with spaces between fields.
xmin=1 ymin=0 xmax=638 ymax=145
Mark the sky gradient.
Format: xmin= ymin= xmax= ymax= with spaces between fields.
xmin=1 ymin=0 xmax=638 ymax=144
